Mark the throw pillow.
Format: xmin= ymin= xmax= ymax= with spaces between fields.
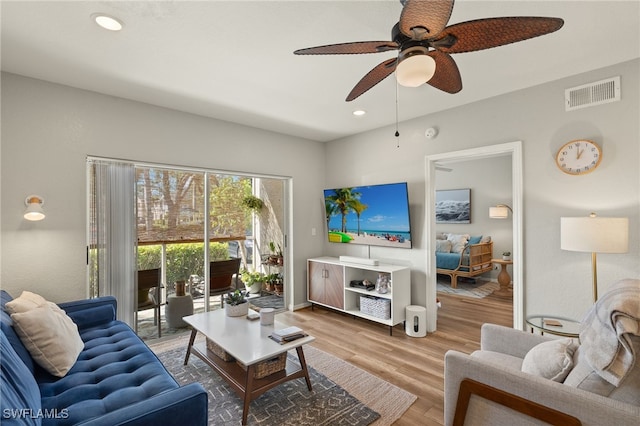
xmin=5 ymin=291 xmax=47 ymax=314
xmin=435 ymin=240 xmax=452 ymax=253
xmin=447 ymin=233 xmax=470 ymax=254
xmin=468 ymin=235 xmax=482 ymax=245
xmin=10 ymin=301 xmax=84 ymax=377
xmin=521 ymin=338 xmax=578 ymax=382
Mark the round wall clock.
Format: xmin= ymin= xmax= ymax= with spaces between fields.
xmin=555 ymin=139 xmax=602 ymax=175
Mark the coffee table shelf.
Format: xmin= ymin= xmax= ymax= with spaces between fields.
xmin=190 ymin=342 xmax=310 ymax=399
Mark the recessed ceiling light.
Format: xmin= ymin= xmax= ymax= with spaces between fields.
xmin=352 ymin=110 xmax=366 ymax=116
xmin=92 ymin=13 xmax=123 ymax=31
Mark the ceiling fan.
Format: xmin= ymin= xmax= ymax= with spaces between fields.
xmin=294 ymin=0 xmax=564 ymax=102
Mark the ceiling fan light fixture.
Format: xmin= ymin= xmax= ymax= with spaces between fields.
xmin=395 ymin=48 xmax=436 ymax=87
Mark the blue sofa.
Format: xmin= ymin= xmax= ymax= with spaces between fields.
xmin=1 ymin=290 xmax=207 ymax=425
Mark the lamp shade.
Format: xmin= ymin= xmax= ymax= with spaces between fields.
xmin=561 ymin=216 xmax=628 ymax=253
xmin=489 ymin=206 xmax=510 ymax=219
xmin=489 ymin=204 xmax=512 ymax=219
xmin=24 ymin=195 xmax=45 ymax=221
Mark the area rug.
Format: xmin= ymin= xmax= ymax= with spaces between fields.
xmin=150 ymin=335 xmax=416 ymax=426
xmin=249 ymin=294 xmax=285 ymax=312
xmin=436 ymin=277 xmax=499 ymax=299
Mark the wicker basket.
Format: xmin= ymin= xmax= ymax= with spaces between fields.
xmin=206 ymin=338 xmax=234 ymax=362
xmin=360 ymin=295 xmax=391 ymax=319
xmin=238 ymin=353 xmax=287 ymax=379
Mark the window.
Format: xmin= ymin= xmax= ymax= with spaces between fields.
xmin=136 ymin=168 xmax=253 ymax=290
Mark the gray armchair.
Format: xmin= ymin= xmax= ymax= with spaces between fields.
xmin=445 ymin=279 xmax=640 ymax=426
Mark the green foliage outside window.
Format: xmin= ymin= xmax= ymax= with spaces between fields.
xmin=137 ymin=242 xmax=229 ymax=286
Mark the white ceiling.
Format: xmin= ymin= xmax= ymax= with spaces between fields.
xmin=2 ymin=1 xmax=639 ymax=142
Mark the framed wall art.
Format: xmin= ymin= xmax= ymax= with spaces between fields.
xmin=436 ymin=189 xmax=471 ymax=224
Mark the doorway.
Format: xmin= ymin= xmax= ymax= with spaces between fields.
xmin=425 ymin=141 xmax=523 ymax=332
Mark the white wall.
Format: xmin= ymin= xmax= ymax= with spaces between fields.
xmin=324 ymin=59 xmax=640 ymax=324
xmin=0 ymin=73 xmax=326 ymax=307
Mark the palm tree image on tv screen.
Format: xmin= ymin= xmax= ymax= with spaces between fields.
xmin=324 ymin=182 xmax=412 ymax=249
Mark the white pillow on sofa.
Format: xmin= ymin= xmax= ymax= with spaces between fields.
xmin=9 ymin=293 xmax=84 ymax=377
xmin=5 ymin=290 xmax=48 ymax=313
xmin=446 ymin=233 xmax=470 ymax=254
xmin=521 ymin=338 xmax=578 ymax=382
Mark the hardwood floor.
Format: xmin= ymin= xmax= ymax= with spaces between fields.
xmin=277 ymin=291 xmax=513 ymax=425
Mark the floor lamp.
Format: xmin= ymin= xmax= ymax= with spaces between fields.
xmin=560 ymin=213 xmax=629 ymax=302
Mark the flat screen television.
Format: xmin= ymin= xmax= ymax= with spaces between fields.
xmin=324 ymin=182 xmax=412 ymax=248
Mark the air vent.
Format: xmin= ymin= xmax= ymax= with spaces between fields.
xmin=565 ymin=76 xmax=620 ymax=111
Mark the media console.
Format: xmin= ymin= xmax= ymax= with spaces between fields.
xmin=307 ymin=257 xmax=410 ymax=335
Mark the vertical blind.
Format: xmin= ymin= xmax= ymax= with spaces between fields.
xmin=88 ymin=159 xmax=137 ymax=327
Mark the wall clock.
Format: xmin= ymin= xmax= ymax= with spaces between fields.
xmin=555 ymin=139 xmax=602 ymax=175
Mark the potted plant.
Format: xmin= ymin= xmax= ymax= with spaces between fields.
xmin=224 ymin=289 xmax=249 ymax=317
xmin=265 ymin=273 xmax=281 ymax=292
xmin=273 ymin=273 xmax=284 ymax=294
xmin=266 ymin=241 xmax=284 ymax=266
xmin=241 ymin=269 xmax=265 ymax=294
xmin=502 ymin=251 xmax=511 ymax=261
xmin=242 ymin=195 xmax=263 ymax=212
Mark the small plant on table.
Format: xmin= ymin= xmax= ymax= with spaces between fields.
xmin=225 ymin=289 xmax=249 ymax=317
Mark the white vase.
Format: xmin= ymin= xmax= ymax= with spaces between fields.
xmin=225 ymin=302 xmax=249 ymax=317
xmin=247 ymin=282 xmax=262 ymax=294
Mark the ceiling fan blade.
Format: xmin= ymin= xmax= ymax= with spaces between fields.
xmin=426 ymin=51 xmax=462 ymax=94
xmin=294 ymin=41 xmax=398 ymax=55
xmin=399 ymin=0 xmax=454 ymax=40
xmin=346 ymin=58 xmax=398 ymax=102
xmin=437 ymin=17 xmax=564 ymax=54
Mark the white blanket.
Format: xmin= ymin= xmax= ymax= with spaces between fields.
xmin=580 ymin=278 xmax=640 ymax=386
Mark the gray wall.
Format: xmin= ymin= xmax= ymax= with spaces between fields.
xmin=0 ymin=73 xmax=326 ymax=308
xmin=324 ymin=59 xmax=639 ymax=323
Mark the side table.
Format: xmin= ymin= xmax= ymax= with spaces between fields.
xmin=525 ymin=315 xmax=581 ymax=339
xmin=166 ymin=294 xmax=194 ymax=329
xmin=491 ymin=258 xmax=513 ymax=298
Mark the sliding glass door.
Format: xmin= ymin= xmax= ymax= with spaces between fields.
xmin=88 ymin=157 xmax=286 ymax=337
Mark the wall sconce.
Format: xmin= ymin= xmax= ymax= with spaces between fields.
xmin=489 ymin=204 xmax=512 ymax=219
xmin=561 ymin=213 xmax=629 ymax=302
xmin=24 ymin=195 xmax=46 ymax=221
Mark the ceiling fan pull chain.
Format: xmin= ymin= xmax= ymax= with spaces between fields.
xmin=395 ymin=81 xmax=400 ymax=148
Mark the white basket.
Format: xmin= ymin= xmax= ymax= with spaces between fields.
xmin=360 ymin=295 xmax=391 ymax=319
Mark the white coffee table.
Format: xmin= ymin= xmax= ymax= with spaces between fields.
xmin=183 ymin=309 xmax=315 ymax=425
